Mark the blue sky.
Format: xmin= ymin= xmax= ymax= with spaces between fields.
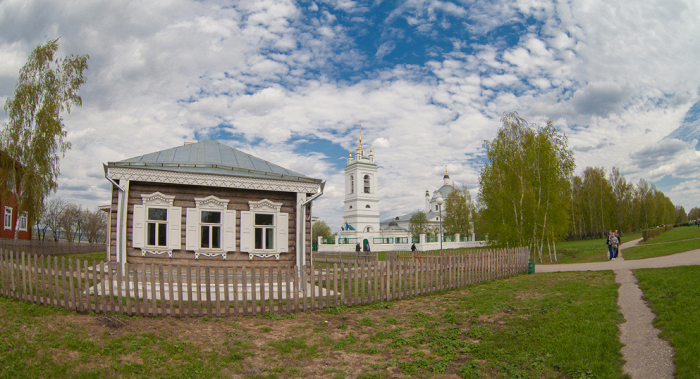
xmin=1 ymin=0 xmax=700 ymax=231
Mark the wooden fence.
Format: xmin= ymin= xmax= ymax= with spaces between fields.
xmin=0 ymin=247 xmax=529 ymax=317
xmin=314 ymin=251 xmax=378 ymax=263
xmin=0 ymin=240 xmax=106 ymax=255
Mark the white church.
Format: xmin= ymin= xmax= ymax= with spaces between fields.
xmin=317 ymin=131 xmax=480 ymax=253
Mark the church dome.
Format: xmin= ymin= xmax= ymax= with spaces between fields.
xmin=431 ymin=184 xmax=456 ymax=202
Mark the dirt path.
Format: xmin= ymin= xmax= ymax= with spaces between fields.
xmin=537 ymin=238 xmax=688 ymax=379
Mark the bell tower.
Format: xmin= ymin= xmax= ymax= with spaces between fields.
xmin=342 ymin=126 xmax=380 ymax=233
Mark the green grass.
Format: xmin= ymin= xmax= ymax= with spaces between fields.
xmin=540 ymin=232 xmax=642 ymax=265
xmin=622 ymin=238 xmax=700 ymax=260
xmin=638 ymin=226 xmax=700 ymax=244
xmin=62 ymin=251 xmax=108 ymax=263
xmin=0 ymin=270 xmax=629 ymax=378
xmin=634 ymin=266 xmax=700 ymax=379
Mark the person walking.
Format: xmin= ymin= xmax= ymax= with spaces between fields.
xmin=363 ymin=241 xmax=371 ymax=262
xmin=606 ymin=230 xmax=614 ymax=260
xmin=610 ymin=232 xmax=619 ymax=261
xmin=614 ymin=230 xmax=621 ymax=259
xmin=411 ymin=243 xmax=416 ymax=252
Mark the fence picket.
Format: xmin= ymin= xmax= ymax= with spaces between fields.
xmin=242 ymin=266 xmax=248 ymax=316
xmin=268 ymin=266 xmax=274 ymax=315
xmin=167 ymin=265 xmax=174 ymax=316
xmin=277 ymin=266 xmax=283 ymax=314
xmin=113 ymin=266 xmax=121 ymax=314
xmin=232 ymin=266 xmax=239 ymax=317
xmin=132 ymin=265 xmax=140 ymax=316
xmin=251 ymin=266 xmax=258 ymax=315
xmin=176 ymin=265 xmax=183 ymax=317
xmin=205 ymin=266 xmax=212 ymax=317
xmin=157 ymin=264 xmax=165 ymax=316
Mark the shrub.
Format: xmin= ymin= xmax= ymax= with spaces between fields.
xmin=642 ymin=225 xmax=673 ymax=241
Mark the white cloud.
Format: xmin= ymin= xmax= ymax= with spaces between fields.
xmin=1 ymin=0 xmax=700 ymax=224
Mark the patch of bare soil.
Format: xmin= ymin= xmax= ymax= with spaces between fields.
xmin=26 ymin=287 xmax=496 ymax=378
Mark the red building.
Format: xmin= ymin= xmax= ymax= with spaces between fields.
xmin=0 ymin=192 xmax=31 ymax=240
xmin=0 ymin=150 xmax=31 ymax=240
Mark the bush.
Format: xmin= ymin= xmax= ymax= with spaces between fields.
xmin=642 ymin=225 xmax=673 ymax=241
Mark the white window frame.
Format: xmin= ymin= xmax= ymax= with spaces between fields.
xmin=146 ymin=207 xmax=168 ymax=247
xmin=364 ymin=174 xmax=371 ymax=193
xmin=240 ymin=199 xmax=289 ymax=260
xmin=18 ymin=212 xmax=27 ymax=231
xmin=4 ymin=207 xmax=12 ymax=230
xmin=254 ymin=213 xmax=276 ymax=251
xmin=185 ymin=195 xmax=235 ymax=260
xmin=349 ymin=175 xmax=354 ymax=194
xmin=133 ymin=192 xmax=182 ymax=258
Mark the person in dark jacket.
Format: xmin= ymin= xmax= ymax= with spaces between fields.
xmin=411 ymin=243 xmax=416 ymax=252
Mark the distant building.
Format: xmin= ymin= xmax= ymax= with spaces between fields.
xmin=0 ymin=151 xmax=31 ymax=240
xmin=319 ymin=131 xmax=479 ymax=253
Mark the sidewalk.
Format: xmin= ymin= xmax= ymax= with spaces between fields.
xmin=535 ymin=238 xmax=694 ymax=379
xmin=536 ymin=244 xmax=700 ymax=274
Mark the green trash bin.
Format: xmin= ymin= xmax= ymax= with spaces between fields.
xmin=528 ymin=259 xmax=535 ymax=274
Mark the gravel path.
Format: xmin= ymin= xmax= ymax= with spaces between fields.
xmin=535 ymin=238 xmax=697 ymax=379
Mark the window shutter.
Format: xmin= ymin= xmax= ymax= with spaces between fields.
xmin=223 ymin=210 xmax=236 ymax=252
xmin=132 ymin=205 xmax=144 ymax=248
xmin=169 ymin=207 xmax=182 ymax=250
xmin=240 ymin=211 xmax=253 ymax=252
xmin=277 ymin=212 xmax=289 ymax=253
xmin=185 ymin=208 xmax=198 ymax=251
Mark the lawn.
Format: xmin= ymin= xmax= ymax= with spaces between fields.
xmin=0 ymin=271 xmax=628 ymax=378
xmin=634 ymin=266 xmax=700 ymax=379
xmin=622 ymin=238 xmax=700 ymax=260
xmin=638 ymin=226 xmax=700 ymax=244
xmin=539 ymin=232 xmax=642 ymax=265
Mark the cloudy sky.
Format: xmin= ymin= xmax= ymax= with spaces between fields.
xmin=1 ymin=0 xmax=699 ymax=231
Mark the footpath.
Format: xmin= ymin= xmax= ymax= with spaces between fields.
xmin=535 ymin=238 xmax=700 ymax=379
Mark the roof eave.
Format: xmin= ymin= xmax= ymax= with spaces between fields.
xmin=106 ymin=162 xmax=323 ymax=184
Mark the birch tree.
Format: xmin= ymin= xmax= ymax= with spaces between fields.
xmin=443 ymin=186 xmax=475 ymax=236
xmin=478 ymin=112 xmax=574 ymax=261
xmin=0 ymin=39 xmax=88 ymax=243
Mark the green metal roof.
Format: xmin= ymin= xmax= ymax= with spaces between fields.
xmin=107 ymin=140 xmax=322 ymax=184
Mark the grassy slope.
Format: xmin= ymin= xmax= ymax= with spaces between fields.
xmin=0 ymin=271 xmax=628 ymax=379
xmin=638 ymin=226 xmax=700 ymax=244
xmin=622 ymin=239 xmax=700 ymax=260
xmin=634 ymin=266 xmax=700 ymax=379
xmin=539 ymin=233 xmax=642 ymax=265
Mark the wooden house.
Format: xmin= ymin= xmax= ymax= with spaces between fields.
xmin=104 ymin=140 xmax=324 ymax=272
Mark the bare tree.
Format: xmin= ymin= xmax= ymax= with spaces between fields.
xmin=58 ymin=203 xmax=79 ymax=243
xmin=43 ymin=197 xmax=65 ymax=242
xmin=83 ymin=208 xmax=107 ymax=243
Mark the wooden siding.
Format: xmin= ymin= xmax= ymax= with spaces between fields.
xmin=108 ymin=180 xmax=317 ymax=268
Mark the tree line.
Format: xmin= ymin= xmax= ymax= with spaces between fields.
xmin=477 ymin=112 xmax=696 ymax=262
xmin=34 ymin=197 xmax=107 ymax=243
xmin=568 ymin=167 xmax=692 ymax=240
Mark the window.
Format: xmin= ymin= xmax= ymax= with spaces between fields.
xmin=185 ymin=195 xmax=235 ymax=258
xmin=133 ymin=192 xmax=182 ymax=255
xmin=200 ymin=210 xmax=222 ymax=249
xmin=365 ymin=205 xmax=370 ymax=208
xmin=349 ymin=175 xmax=354 ymax=194
xmin=240 ymin=199 xmax=289 ymax=259
xmin=4 ymin=207 xmax=12 ymax=230
xmin=18 ymin=212 xmax=27 ymax=231
xmin=435 ymin=205 xmax=438 ymax=211
xmin=147 ymin=208 xmax=168 ymax=246
xmin=364 ymin=175 xmax=370 ymax=193
xmin=254 ymin=214 xmax=275 ymax=250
